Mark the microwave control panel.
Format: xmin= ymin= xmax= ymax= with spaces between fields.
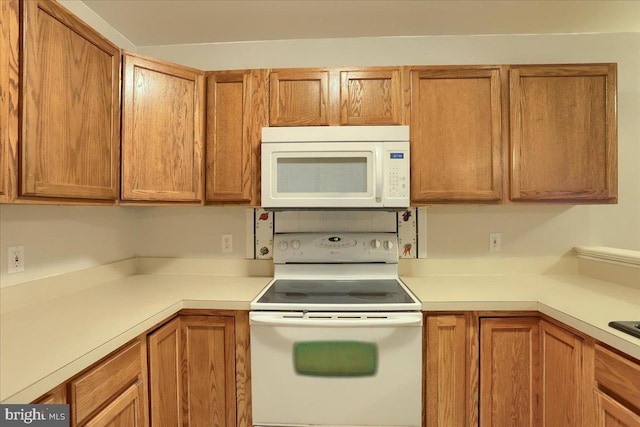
xmin=385 ymin=148 xmax=410 ymax=202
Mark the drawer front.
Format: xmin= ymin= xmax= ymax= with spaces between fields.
xmin=71 ymin=340 xmax=143 ymax=424
xmin=595 ymin=344 xmax=640 ymax=411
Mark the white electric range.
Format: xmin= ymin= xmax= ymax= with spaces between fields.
xmin=250 ymin=232 xmax=422 ymax=427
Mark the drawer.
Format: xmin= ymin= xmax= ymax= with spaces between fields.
xmin=595 ymin=344 xmax=640 ymax=410
xmin=70 ymin=339 xmax=144 ymax=424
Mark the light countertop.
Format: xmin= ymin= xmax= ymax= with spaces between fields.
xmin=1 ymin=257 xmax=638 ymax=403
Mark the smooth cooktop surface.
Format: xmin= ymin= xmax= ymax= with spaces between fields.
xmin=255 ymin=279 xmax=416 ymax=306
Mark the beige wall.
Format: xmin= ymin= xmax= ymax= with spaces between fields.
xmin=1 ymin=9 xmax=638 ymax=286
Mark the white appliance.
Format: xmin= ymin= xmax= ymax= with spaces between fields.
xmin=250 ymin=232 xmax=422 ymax=427
xmin=261 ymin=126 xmax=410 ymax=209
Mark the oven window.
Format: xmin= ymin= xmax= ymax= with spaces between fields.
xmin=294 ymin=341 xmax=377 ymax=377
xmin=277 ymin=157 xmax=368 ymax=193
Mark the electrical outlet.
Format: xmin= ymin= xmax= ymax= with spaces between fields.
xmin=221 ymin=234 xmax=233 ymax=253
xmin=489 ymin=233 xmax=501 ymax=252
xmin=8 ymin=246 xmax=25 ymax=274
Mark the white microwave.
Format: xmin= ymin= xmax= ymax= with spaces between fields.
xmin=261 ymin=126 xmax=410 ymax=209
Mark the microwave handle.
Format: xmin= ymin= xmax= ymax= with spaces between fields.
xmin=375 ymin=147 xmax=383 ymax=203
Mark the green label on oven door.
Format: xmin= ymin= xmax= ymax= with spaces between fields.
xmin=293 ymin=341 xmax=378 ymax=377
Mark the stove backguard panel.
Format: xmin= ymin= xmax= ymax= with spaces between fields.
xmin=246 ymin=208 xmax=427 ymax=260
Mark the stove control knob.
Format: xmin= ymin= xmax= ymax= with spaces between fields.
xmin=292 ymin=239 xmax=301 ymax=249
xmin=278 ymin=240 xmax=288 ymax=251
xmin=370 ymin=239 xmax=381 ymax=249
xmin=384 ymin=240 xmax=394 ymax=250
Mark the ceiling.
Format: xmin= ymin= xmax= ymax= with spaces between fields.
xmin=81 ymin=0 xmax=640 ymax=47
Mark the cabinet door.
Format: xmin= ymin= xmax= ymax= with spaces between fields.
xmin=21 ymin=0 xmax=121 ymax=200
xmin=206 ymin=70 xmax=267 ymax=204
xmin=340 ymin=69 xmax=402 ymax=125
xmin=540 ymin=320 xmax=586 ymax=426
xmin=480 ymin=317 xmax=539 ymax=426
xmin=182 ymin=315 xmax=236 ymax=427
xmin=510 ymin=64 xmax=617 ymax=202
xmin=595 ymin=390 xmax=640 ymax=427
xmin=0 ymin=0 xmax=19 ymax=203
xmin=269 ymin=70 xmax=330 ymax=126
xmin=122 ymin=54 xmax=204 ymax=202
xmin=410 ymin=67 xmax=503 ymax=202
xmin=424 ymin=314 xmax=478 ymax=427
xmin=148 ymin=318 xmax=182 ymax=427
xmin=83 ymin=382 xmax=146 ymax=427
xmin=70 ymin=339 xmax=148 ymax=426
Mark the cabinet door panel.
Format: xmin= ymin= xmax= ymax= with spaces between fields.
xmin=269 ymin=70 xmax=330 ymax=126
xmin=182 ymin=315 xmax=236 ymax=427
xmin=148 ymin=318 xmax=182 ymax=427
xmin=84 ymin=382 xmax=146 ymax=427
xmin=425 ymin=314 xmax=477 ymax=427
xmin=206 ymin=71 xmax=253 ymax=203
xmin=540 ymin=320 xmax=585 ymax=426
xmin=22 ymin=0 xmax=120 ymax=199
xmin=122 ymin=54 xmax=204 ymax=202
xmin=595 ymin=390 xmax=640 ymax=427
xmin=410 ymin=68 xmax=503 ymax=202
xmin=340 ymin=69 xmax=402 ymax=125
xmin=510 ymin=64 xmax=617 ymax=201
xmin=480 ymin=317 xmax=539 ymax=426
xmin=0 ymin=0 xmax=19 ymax=202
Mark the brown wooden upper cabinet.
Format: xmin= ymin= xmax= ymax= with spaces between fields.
xmin=121 ymin=53 xmax=205 ymax=203
xmin=269 ymin=67 xmax=403 ymax=126
xmin=20 ymin=0 xmax=121 ymax=201
xmin=206 ymin=70 xmax=267 ymax=205
xmin=0 ymin=0 xmax=17 ymax=203
xmin=510 ymin=64 xmax=617 ymax=202
xmin=410 ymin=67 xmax=504 ymax=203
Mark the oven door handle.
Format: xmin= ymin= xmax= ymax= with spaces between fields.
xmin=250 ymin=314 xmax=422 ymax=327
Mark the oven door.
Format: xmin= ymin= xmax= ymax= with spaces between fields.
xmin=250 ymin=311 xmax=422 ymax=427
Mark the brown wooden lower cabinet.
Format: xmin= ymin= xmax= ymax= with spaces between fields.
xmin=423 ymin=313 xmax=478 ymax=427
xmin=594 ymin=344 xmax=640 ymax=427
xmin=479 ymin=316 xmax=540 ymax=426
xmin=539 ymin=319 xmax=590 ymax=426
xmin=595 ymin=390 xmax=640 ymax=427
xmin=147 ymin=312 xmax=249 ymax=427
xmin=69 ymin=338 xmax=148 ymax=427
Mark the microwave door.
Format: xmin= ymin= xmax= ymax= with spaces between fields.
xmin=264 ymin=145 xmax=379 ymax=208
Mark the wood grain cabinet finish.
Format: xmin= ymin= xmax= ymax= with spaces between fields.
xmin=20 ymin=0 xmax=121 ymax=201
xmin=121 ymin=53 xmax=205 ymax=203
xmin=0 ymin=0 xmax=19 ymax=203
xmin=148 ymin=317 xmax=182 ymax=427
xmin=269 ymin=69 xmax=330 ymax=126
xmin=594 ymin=343 xmax=640 ymax=422
xmin=206 ymin=70 xmax=267 ymax=204
xmin=479 ymin=317 xmax=539 ymax=427
xmin=510 ymin=64 xmax=617 ymax=202
xmin=33 ymin=384 xmax=67 ymax=405
xmin=595 ymin=390 xmax=640 ymax=427
xmin=409 ymin=67 xmax=504 ymax=203
xmin=424 ymin=314 xmax=478 ymax=427
xmin=269 ymin=67 xmax=403 ymax=126
xmin=539 ymin=320 xmax=587 ymax=426
xmin=148 ymin=315 xmax=240 ymax=427
xmin=83 ymin=383 xmax=146 ymax=427
xmin=69 ymin=338 xmax=148 ymax=427
xmin=340 ymin=69 xmax=402 ymax=125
